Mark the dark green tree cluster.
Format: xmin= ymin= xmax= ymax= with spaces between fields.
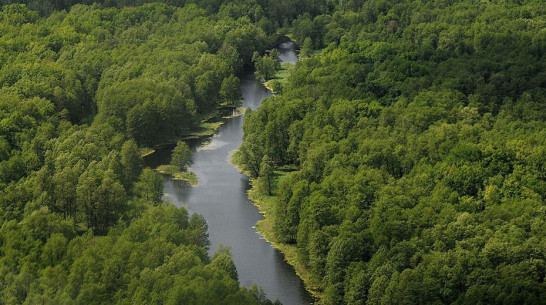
xmin=237 ymin=0 xmax=545 ymax=304
xmin=0 ymin=201 xmax=280 ymax=304
xmin=220 ymin=74 xmax=242 ymax=106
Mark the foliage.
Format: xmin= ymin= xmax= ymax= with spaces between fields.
xmin=0 ymin=1 xmax=314 ymax=303
xmin=257 ymin=155 xmax=274 ymax=196
xmin=220 ymin=74 xmax=242 ymax=106
xmin=238 ymin=0 xmax=546 ymax=304
xmin=252 ymin=49 xmax=280 ymax=81
xmin=171 ymin=141 xmax=192 ymax=170
xmin=299 ymin=37 xmax=312 ymax=58
xmin=156 ymin=164 xmax=198 ymax=185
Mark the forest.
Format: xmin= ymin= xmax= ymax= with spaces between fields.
xmin=0 ymin=0 xmax=330 ymax=303
xmin=236 ymin=0 xmax=546 ymax=304
xmin=0 ymin=0 xmax=544 ymax=304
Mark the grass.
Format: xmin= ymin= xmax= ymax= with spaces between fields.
xmin=222 ymin=106 xmax=246 ymax=119
xmin=246 ymin=171 xmax=323 ymax=301
xmin=264 ymin=62 xmax=295 ymax=93
xmin=176 ymin=105 xmax=246 ymax=140
xmin=156 ymin=164 xmax=198 ymax=185
xmin=179 ymin=121 xmax=224 ymax=141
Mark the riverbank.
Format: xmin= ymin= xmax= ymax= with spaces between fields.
xmin=231 ymin=152 xmax=322 ymax=302
xmin=245 ymin=172 xmax=323 ymax=302
xmin=232 ymin=41 xmax=322 ymax=302
xmin=264 ymin=62 xmax=294 ymax=93
xmin=155 ymin=40 xmax=312 ymax=304
xmin=144 ymin=106 xmax=246 ymax=185
xmin=142 ymin=105 xmax=245 ymax=154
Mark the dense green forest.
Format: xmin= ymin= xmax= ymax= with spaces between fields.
xmin=0 ymin=0 xmax=334 ymax=303
xmin=0 ymin=0 xmax=329 ymax=21
xmin=237 ymin=0 xmax=546 ymax=304
xmin=2 ymin=0 xmax=544 ymax=303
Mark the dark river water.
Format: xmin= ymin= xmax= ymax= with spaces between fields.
xmin=145 ymin=42 xmax=311 ymax=305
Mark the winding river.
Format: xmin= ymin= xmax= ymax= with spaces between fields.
xmin=145 ymin=42 xmax=311 ymax=305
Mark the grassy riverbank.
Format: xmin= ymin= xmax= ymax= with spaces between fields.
xmin=242 ymin=169 xmax=323 ymax=302
xmin=264 ymin=62 xmax=295 ymax=93
xmin=231 ymin=53 xmax=322 ymax=300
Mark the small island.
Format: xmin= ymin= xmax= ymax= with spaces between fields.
xmin=156 ymin=141 xmax=198 ymax=185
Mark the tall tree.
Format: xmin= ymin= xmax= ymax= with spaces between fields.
xmin=135 ymin=168 xmax=164 ymax=204
xmin=220 ymin=74 xmax=241 ymax=106
xmin=258 ymin=155 xmax=274 ymax=196
xmin=171 ymin=141 xmax=192 ymax=171
xmin=120 ymin=139 xmax=142 ymax=190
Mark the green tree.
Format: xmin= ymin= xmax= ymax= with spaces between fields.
xmin=220 ymin=75 xmax=241 ymax=106
xmin=135 ymin=168 xmax=164 ymax=204
xmin=300 ymin=37 xmax=313 ymax=58
xmin=211 ymin=245 xmax=238 ymax=281
xmin=40 ymin=233 xmax=68 ymax=267
xmin=96 ymin=170 xmax=126 ymax=233
xmin=252 ymin=51 xmax=278 ymax=81
xmin=171 ymin=141 xmax=192 ymax=171
xmin=121 ymin=139 xmax=143 ymax=190
xmin=257 ymin=155 xmax=274 ymax=196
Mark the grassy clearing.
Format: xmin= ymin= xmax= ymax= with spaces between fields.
xmin=156 ymin=165 xmax=198 ymax=185
xmin=264 ymin=62 xmax=295 ymax=93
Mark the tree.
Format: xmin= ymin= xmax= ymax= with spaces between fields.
xmin=211 ymin=245 xmax=238 ymax=281
xmin=40 ymin=233 xmax=68 ymax=267
xmin=269 ymin=80 xmax=283 ymax=94
xmin=270 ymin=49 xmax=280 ymax=70
xmin=135 ymin=168 xmax=164 ymax=204
xmin=220 ymin=75 xmax=241 ymax=106
xmin=76 ymin=165 xmax=102 ymax=228
xmin=195 ymin=71 xmax=220 ymax=113
xmin=96 ymin=170 xmax=126 ymax=233
xmin=252 ymin=51 xmax=278 ymax=81
xmin=257 ymin=155 xmax=274 ymax=196
xmin=121 ymin=139 xmax=143 ymax=190
xmin=171 ymin=141 xmax=192 ymax=171
xmin=187 ymin=214 xmax=210 ymax=250
xmin=300 ymin=37 xmax=313 ymax=58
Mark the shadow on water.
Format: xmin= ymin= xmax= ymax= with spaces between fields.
xmin=144 ymin=42 xmax=312 ymax=305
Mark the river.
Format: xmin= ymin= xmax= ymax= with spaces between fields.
xmin=145 ymin=41 xmax=311 ymax=305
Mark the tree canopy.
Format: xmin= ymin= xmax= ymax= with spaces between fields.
xmin=1 ymin=0 xmax=544 ymax=303
xmin=0 ymin=0 xmax=323 ymax=303
xmin=237 ymin=0 xmax=546 ymax=304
